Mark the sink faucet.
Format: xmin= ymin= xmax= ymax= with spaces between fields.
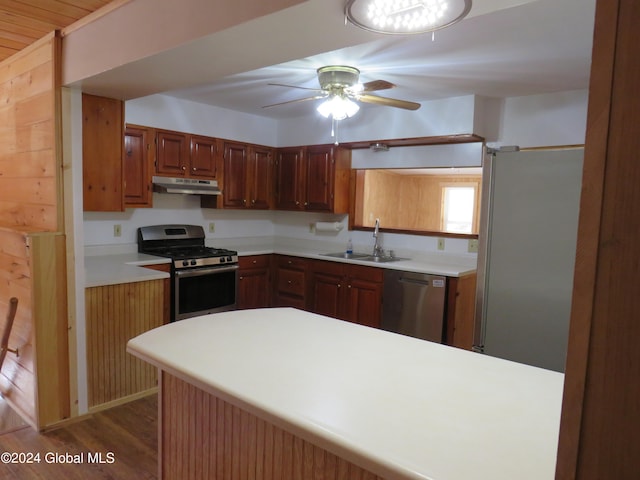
xmin=372 ymin=218 xmax=383 ymax=257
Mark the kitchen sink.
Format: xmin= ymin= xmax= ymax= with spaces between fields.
xmin=321 ymin=252 xmax=371 ymax=260
xmin=321 ymin=252 xmax=408 ymax=263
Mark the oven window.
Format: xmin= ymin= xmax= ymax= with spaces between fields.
xmin=177 ymin=269 xmax=236 ymax=316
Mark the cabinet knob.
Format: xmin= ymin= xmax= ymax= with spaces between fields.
xmin=251 ymin=199 xmax=256 ymax=205
xmin=239 ymin=276 xmax=244 ymax=280
xmin=182 ymin=166 xmax=186 ymax=170
xmin=243 ymin=199 xmax=246 ymax=205
xmin=192 ymin=167 xmax=196 ymax=171
xmin=295 ymin=201 xmax=300 ymax=205
xmin=338 ymin=284 xmax=341 ymax=288
xmin=287 ymin=280 xmax=292 ymax=284
xmin=252 ymin=260 xmax=257 ymax=264
xmin=348 ymin=284 xmax=352 ymax=288
xmin=304 ymin=202 xmax=308 ymax=206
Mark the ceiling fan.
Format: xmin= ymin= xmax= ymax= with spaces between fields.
xmin=263 ymin=65 xmax=421 ymax=120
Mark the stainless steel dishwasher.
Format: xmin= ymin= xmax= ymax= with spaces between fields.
xmin=382 ymin=270 xmax=447 ymax=343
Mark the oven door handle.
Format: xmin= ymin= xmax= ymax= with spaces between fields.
xmin=174 ymin=264 xmax=239 ymax=278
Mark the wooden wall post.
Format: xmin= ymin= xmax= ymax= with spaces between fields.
xmin=556 ymin=0 xmax=640 ymax=478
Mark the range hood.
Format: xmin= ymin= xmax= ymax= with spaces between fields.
xmin=152 ymin=176 xmax=222 ymax=195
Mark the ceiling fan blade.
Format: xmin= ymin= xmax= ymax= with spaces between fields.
xmin=359 ymin=80 xmax=396 ymax=92
xmin=262 ymin=94 xmax=326 ymax=109
xmin=357 ymin=94 xmax=421 ymax=111
xmin=268 ymin=83 xmax=324 ymax=92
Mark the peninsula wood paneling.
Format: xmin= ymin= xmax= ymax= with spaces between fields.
xmin=160 ymin=372 xmax=385 ymax=480
xmin=86 ymin=280 xmax=164 ymax=409
xmin=0 ymin=229 xmax=69 ymax=429
xmin=0 ymin=32 xmax=60 ymax=232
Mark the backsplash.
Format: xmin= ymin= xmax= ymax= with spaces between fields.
xmin=83 ymin=192 xmax=474 ymax=256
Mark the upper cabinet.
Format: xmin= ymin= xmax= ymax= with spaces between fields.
xmin=155 ymin=129 xmax=218 ymax=179
xmin=82 ymin=93 xmax=124 ymax=212
xmin=219 ymin=141 xmax=274 ymax=210
xmin=124 ymin=125 xmax=155 ymax=208
xmin=275 ymin=145 xmax=351 ymax=213
xmin=189 ymin=135 xmax=218 ymax=178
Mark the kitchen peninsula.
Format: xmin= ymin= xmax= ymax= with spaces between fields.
xmin=127 ymin=308 xmax=563 ymax=480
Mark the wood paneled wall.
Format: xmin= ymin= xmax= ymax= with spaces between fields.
xmin=85 ymin=280 xmax=164 ymax=409
xmin=0 ymin=32 xmax=70 ymax=429
xmin=0 ymin=32 xmax=61 ymax=232
xmin=161 ymin=372 xmax=386 ymax=480
xmin=359 ymin=171 xmax=482 ymax=232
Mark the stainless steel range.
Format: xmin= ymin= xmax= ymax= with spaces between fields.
xmin=137 ymin=224 xmax=238 ymax=321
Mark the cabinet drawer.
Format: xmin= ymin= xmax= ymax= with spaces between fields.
xmin=348 ymin=264 xmax=384 ymax=283
xmin=277 ymin=269 xmax=305 ymax=297
xmin=239 ymin=255 xmax=271 ymax=269
xmin=275 ymin=255 xmax=307 ymax=271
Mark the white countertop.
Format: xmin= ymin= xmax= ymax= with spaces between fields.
xmin=84 ymin=238 xmax=476 ymax=287
xmin=127 ymin=308 xmax=563 ymax=480
xmin=84 ymin=253 xmax=170 ymax=288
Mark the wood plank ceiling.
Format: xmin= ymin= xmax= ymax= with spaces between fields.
xmin=0 ymin=0 xmax=113 ymax=63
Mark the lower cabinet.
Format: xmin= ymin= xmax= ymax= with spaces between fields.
xmin=308 ymin=260 xmax=383 ymax=328
xmin=273 ymin=255 xmax=308 ymax=309
xmin=238 ymin=255 xmax=272 ymax=309
xmin=237 ymin=254 xmax=473 ymax=345
xmin=85 ymin=280 xmax=165 ymax=409
xmin=445 ymin=273 xmax=478 ymax=350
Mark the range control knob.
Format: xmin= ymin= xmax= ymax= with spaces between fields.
xmin=182 ymin=260 xmax=189 ymax=267
xmin=220 ymin=257 xmax=226 ymax=263
xmin=190 ymin=259 xmax=197 ymax=266
xmin=226 ymin=256 xmax=233 ymax=262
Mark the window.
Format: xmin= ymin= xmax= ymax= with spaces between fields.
xmin=441 ymin=185 xmax=476 ymax=233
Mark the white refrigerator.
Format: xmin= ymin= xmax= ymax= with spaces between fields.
xmin=473 ymin=147 xmax=583 ymax=372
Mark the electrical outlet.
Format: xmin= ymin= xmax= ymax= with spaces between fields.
xmin=113 ymin=224 xmax=122 ymax=237
xmin=437 ymin=238 xmax=445 ymax=251
xmin=208 ymin=222 xmax=215 ymax=233
xmin=468 ymin=239 xmax=479 ymax=253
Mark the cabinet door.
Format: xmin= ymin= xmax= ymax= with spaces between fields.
xmin=309 ymin=270 xmax=344 ymax=319
xmin=238 ymin=256 xmax=271 ymax=309
xmin=190 ymin=135 xmax=218 ymax=178
xmin=82 ymin=93 xmax=124 ymax=211
xmin=345 ymin=277 xmax=383 ymax=328
xmin=124 ymin=126 xmax=152 ymax=207
xmin=305 ymin=145 xmax=334 ymax=212
xmin=156 ymin=130 xmax=189 ymax=176
xmin=275 ymin=147 xmax=305 ymax=210
xmin=223 ymin=141 xmax=248 ymax=208
xmin=247 ymin=146 xmax=273 ymax=209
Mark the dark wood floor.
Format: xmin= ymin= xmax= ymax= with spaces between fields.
xmin=0 ymin=394 xmax=158 ymax=479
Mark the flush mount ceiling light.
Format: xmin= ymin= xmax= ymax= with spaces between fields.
xmin=345 ymin=0 xmax=472 ymax=35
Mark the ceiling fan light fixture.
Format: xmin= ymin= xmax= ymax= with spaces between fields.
xmin=317 ymin=95 xmax=360 ymax=120
xmin=345 ymin=0 xmax=472 ymax=35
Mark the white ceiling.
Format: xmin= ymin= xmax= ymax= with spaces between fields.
xmin=78 ymin=0 xmax=596 ymax=120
